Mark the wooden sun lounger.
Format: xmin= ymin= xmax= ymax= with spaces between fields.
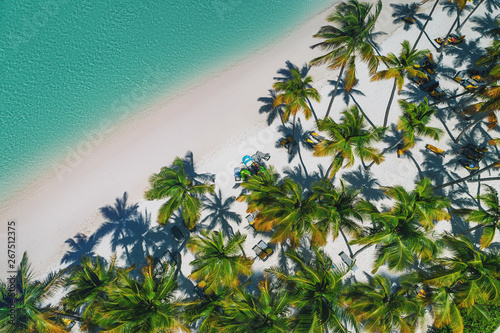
xmin=339 ymin=251 xmax=358 ymax=272
xmin=256 ymin=151 xmax=271 ymax=161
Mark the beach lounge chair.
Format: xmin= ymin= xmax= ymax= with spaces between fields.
xmin=414 ymin=53 xmax=437 ymax=75
xmin=234 ymin=167 xmax=241 ymax=182
xmin=242 ymin=155 xmax=254 ymax=167
xmin=429 ymin=87 xmax=445 ymax=99
xmin=448 ymin=34 xmax=465 ymax=44
xmin=403 ymin=16 xmax=415 ymax=24
xmin=420 ymin=79 xmax=439 ymax=92
xmin=308 ymin=131 xmax=325 ymax=143
xmin=256 ymin=151 xmax=271 ymax=161
xmin=426 ymin=144 xmax=445 ymax=156
xmin=171 ymin=225 xmax=185 ymax=242
xmin=466 ymin=143 xmax=487 ymax=153
xmin=253 ymin=240 xmax=273 ymax=261
xmin=246 ymin=212 xmax=256 ymax=226
xmin=339 ymin=251 xmax=358 ymax=272
xmin=304 ymin=137 xmax=317 ymax=148
xmin=280 ymin=136 xmax=293 ymax=149
xmin=459 ymin=158 xmax=479 ymax=171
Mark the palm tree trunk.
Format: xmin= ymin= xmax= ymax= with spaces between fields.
xmin=467 ymin=176 xmax=500 ymax=183
xmin=365 ymin=137 xmax=404 ymax=170
xmin=412 ymin=0 xmax=439 ymax=51
xmin=325 ymin=163 xmax=333 ymax=180
xmin=459 ymin=222 xmax=497 ymax=236
xmin=340 ymin=229 xmax=353 ymax=258
xmin=288 ymin=114 xmax=297 ymax=154
xmin=433 ymin=161 xmax=499 ymax=191
xmin=457 ymin=0 xmax=485 ymax=32
xmin=429 ymin=90 xmax=471 ymax=106
xmin=352 ymin=243 xmax=372 ymax=259
xmin=454 ymin=112 xmax=488 ymax=143
xmin=437 ymin=11 xmax=461 ymax=53
xmin=307 ymin=98 xmax=319 ymax=127
xmin=383 ymin=79 xmax=398 ymax=127
xmin=325 ymin=63 xmax=346 ymax=118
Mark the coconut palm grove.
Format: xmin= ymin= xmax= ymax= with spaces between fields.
xmin=2 ymin=0 xmax=500 ymax=332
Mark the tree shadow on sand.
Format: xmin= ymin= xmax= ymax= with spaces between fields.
xmin=199 ymin=190 xmax=242 ymax=237
xmin=61 ymin=233 xmax=101 ymax=267
xmin=443 ymin=37 xmax=483 ymax=69
xmin=341 ymin=166 xmax=386 ymax=202
xmin=390 ymin=2 xmax=429 ymax=31
xmin=181 ymin=151 xmax=216 ymax=184
xmin=470 ymin=12 xmax=499 ymax=36
xmin=275 ymin=118 xmax=312 ymax=178
xmin=258 ymin=89 xmax=283 ymax=126
xmin=93 ymin=192 xmax=140 ymax=264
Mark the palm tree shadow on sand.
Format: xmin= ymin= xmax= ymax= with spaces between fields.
xmin=60 ymin=233 xmax=101 ymax=267
xmin=341 ymin=166 xmax=386 ymax=202
xmin=182 ymin=151 xmax=216 ymax=183
xmin=390 ymin=2 xmax=429 ymax=31
xmin=199 ymin=190 xmax=242 ymax=237
xmin=471 ymin=12 xmax=499 ymax=36
xmin=258 ymin=89 xmax=283 ymax=126
xmin=276 ymin=118 xmax=312 ymax=177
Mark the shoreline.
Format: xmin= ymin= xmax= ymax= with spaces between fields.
xmin=1 ymin=2 xmax=343 ymax=275
xmin=0 ymin=1 xmax=334 ymax=212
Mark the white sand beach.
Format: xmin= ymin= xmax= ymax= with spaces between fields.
xmin=2 ymin=0 xmax=500 ymax=330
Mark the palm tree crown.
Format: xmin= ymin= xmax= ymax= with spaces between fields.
xmin=95 ymin=257 xmax=188 ymax=332
xmin=0 ymin=252 xmax=66 ymax=333
xmin=187 ymin=230 xmax=253 ymax=294
xmin=397 ymin=98 xmax=444 ymax=152
xmin=144 ymin=157 xmax=215 ymax=229
xmin=453 ymin=185 xmax=500 ymax=249
xmin=314 ymin=105 xmax=385 ymax=179
xmin=344 ymin=275 xmax=423 ymax=333
xmin=310 ymin=0 xmax=382 ymax=117
xmin=268 ymin=247 xmax=356 ymax=332
xmin=371 ymin=40 xmax=428 ymax=127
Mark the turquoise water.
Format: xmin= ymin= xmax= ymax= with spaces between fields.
xmin=0 ymin=0 xmax=332 ymax=202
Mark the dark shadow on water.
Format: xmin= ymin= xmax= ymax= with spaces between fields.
xmin=199 ymin=190 xmax=242 ymax=237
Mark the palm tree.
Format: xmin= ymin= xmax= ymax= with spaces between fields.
xmin=351 ymin=178 xmax=446 ymax=272
xmin=273 ymin=68 xmax=320 ymax=153
xmin=343 ymin=275 xmax=424 ymax=332
xmin=236 ymin=165 xmax=283 ymax=214
xmin=314 ymin=105 xmax=385 ymax=179
xmin=187 ymin=230 xmax=253 ymax=294
xmin=256 ymin=178 xmax=327 ymax=248
xmin=62 ymin=255 xmax=120 ymax=330
xmin=183 ymin=287 xmax=232 ymax=333
xmin=310 ymin=0 xmax=382 ymax=118
xmin=385 ymin=177 xmax=451 ymax=230
xmin=371 ymin=40 xmax=428 ymax=127
xmin=396 ymin=98 xmax=444 ymax=152
xmin=95 ymin=257 xmax=189 ymax=332
xmin=0 ymin=252 xmax=66 ymax=332
xmin=218 ymin=277 xmax=291 ymax=333
xmin=420 ymin=285 xmax=464 ymax=333
xmin=311 ymin=179 xmax=363 ymax=247
xmin=421 ymin=234 xmax=500 ymax=331
xmin=144 ymin=157 xmax=215 ymax=229
xmin=267 ymin=247 xmax=357 ymax=332
xmin=453 ymin=185 xmax=500 ymax=249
